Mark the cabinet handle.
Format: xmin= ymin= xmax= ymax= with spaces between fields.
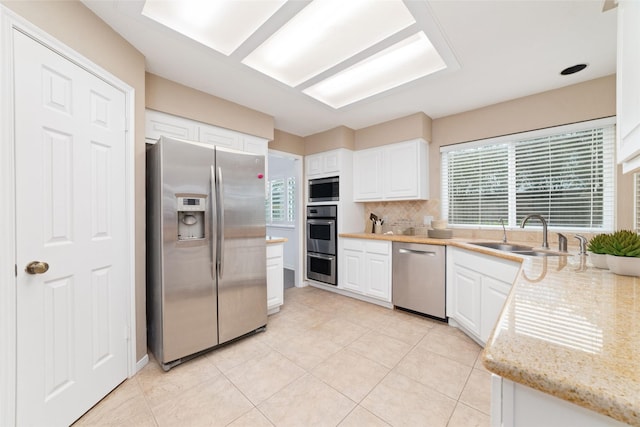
xmin=398 ymin=248 xmax=436 ymax=256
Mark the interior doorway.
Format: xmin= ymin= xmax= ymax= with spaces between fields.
xmin=267 ymin=150 xmax=304 ymax=288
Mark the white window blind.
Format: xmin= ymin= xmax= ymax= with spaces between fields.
xmin=636 ymin=173 xmax=640 ymax=231
xmin=266 ymin=176 xmax=296 ymax=225
xmin=441 ymin=118 xmax=616 ymax=231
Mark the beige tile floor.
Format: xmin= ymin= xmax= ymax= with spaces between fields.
xmin=74 ymin=286 xmax=491 ymax=427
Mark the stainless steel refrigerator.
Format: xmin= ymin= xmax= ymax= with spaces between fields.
xmin=146 ymin=136 xmax=267 ymax=370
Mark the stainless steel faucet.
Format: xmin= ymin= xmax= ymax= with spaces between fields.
xmin=520 ymin=214 xmax=549 ymax=249
xmin=574 ymin=234 xmax=588 ymax=255
xmin=557 ymin=233 xmax=567 ymax=252
xmin=499 ymin=218 xmax=507 ymax=243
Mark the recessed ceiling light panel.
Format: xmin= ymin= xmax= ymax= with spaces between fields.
xmin=242 ymin=0 xmax=416 ymax=87
xmin=303 ymin=32 xmax=447 ymax=109
xmin=141 ymin=0 xmax=286 ymax=56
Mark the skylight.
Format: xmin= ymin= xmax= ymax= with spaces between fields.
xmin=303 ymin=32 xmax=447 ymax=109
xmin=241 ymin=0 xmax=416 ymax=88
xmin=141 ymin=0 xmax=451 ymax=109
xmin=141 ymin=0 xmax=286 ymax=56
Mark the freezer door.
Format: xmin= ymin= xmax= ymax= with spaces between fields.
xmin=215 ymin=147 xmax=267 ymax=344
xmin=159 ymin=137 xmax=218 ymax=363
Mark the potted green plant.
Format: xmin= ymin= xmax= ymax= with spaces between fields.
xmin=602 ymin=230 xmax=640 ymax=277
xmin=587 ymin=233 xmax=610 ymax=269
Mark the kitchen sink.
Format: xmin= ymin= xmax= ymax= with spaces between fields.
xmin=470 ymin=242 xmax=533 ymax=252
xmin=512 ymin=250 xmax=563 ymax=257
xmin=468 ymin=242 xmax=564 ymax=257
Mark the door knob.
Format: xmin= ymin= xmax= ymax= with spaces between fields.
xmin=25 ymin=261 xmax=49 ymax=275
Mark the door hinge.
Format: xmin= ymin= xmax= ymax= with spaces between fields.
xmin=15 ymin=264 xmax=17 ymax=277
xmin=124 ymin=325 xmax=131 ymax=341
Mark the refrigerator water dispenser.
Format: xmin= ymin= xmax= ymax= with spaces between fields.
xmin=177 ymin=195 xmax=206 ymax=240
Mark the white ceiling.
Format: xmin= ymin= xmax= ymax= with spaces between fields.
xmin=82 ymin=0 xmax=617 ymax=137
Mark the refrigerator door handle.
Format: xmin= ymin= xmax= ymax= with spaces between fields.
xmin=210 ymin=165 xmax=217 ymax=280
xmin=217 ymin=166 xmax=225 ymax=279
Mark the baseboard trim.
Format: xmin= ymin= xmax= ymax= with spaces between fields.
xmin=134 ymin=354 xmax=149 ymax=376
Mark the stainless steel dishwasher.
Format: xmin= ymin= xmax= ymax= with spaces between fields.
xmin=392 ymin=242 xmax=446 ymax=320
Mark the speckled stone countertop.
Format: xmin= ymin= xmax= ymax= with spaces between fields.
xmin=340 ymin=232 xmax=640 ymax=426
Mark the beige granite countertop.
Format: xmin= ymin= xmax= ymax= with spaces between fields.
xmin=266 ymin=236 xmax=287 ymax=244
xmin=340 ymin=232 xmax=640 ymax=426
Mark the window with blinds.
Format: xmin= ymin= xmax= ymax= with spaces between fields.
xmin=636 ymin=173 xmax=640 ymax=231
xmin=266 ymin=176 xmax=296 ymax=225
xmin=441 ymin=118 xmax=616 ymax=231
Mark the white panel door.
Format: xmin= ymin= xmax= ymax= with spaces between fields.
xmin=14 ymin=30 xmax=128 ymax=426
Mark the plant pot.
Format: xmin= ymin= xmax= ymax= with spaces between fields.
xmin=588 ymin=252 xmax=609 ymax=269
xmin=606 ymin=255 xmax=640 ymax=277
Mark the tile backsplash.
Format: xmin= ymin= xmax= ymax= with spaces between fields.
xmin=363 ymin=200 xmax=441 ymax=234
xmin=362 ymin=200 xmax=596 ymax=249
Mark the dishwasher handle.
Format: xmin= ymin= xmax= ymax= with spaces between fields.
xmin=398 ymin=248 xmax=437 ymax=256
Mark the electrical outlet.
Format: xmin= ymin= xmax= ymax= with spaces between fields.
xmin=423 ymin=215 xmax=433 ymax=225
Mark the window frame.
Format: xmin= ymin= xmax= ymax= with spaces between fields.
xmin=440 ymin=117 xmax=616 ymax=232
xmin=266 ymin=175 xmax=296 ymax=226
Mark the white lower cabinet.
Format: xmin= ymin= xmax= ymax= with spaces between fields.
xmin=447 ymin=247 xmax=520 ymax=345
xmin=480 ymin=277 xmax=512 ymax=343
xmin=339 ymin=238 xmax=391 ymax=302
xmin=492 ymin=376 xmax=628 ymax=427
xmin=266 ymin=243 xmax=284 ymax=314
xmin=449 ymin=264 xmax=482 ymax=337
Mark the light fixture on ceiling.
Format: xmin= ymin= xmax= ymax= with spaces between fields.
xmin=303 ymin=32 xmax=446 ymax=109
xmin=141 ymin=0 xmax=451 ymax=110
xmin=241 ymin=0 xmax=416 ymax=88
xmin=141 ymin=0 xmax=286 ymax=56
xmin=560 ymin=64 xmax=588 ymax=75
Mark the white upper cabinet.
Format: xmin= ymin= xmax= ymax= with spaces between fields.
xmin=617 ymin=0 xmax=640 ymax=173
xmin=353 ymin=148 xmax=384 ymax=200
xmin=146 ymin=110 xmax=198 ymax=143
xmin=354 ymin=139 xmax=429 ymax=201
xmin=145 ymin=109 xmax=269 ymax=155
xmin=305 ymin=150 xmax=342 ymax=177
xmin=198 ymin=125 xmax=243 ymax=150
xmin=242 ymin=134 xmax=269 ymax=157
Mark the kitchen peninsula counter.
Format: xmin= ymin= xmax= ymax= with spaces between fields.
xmin=340 ymin=232 xmax=640 ymax=426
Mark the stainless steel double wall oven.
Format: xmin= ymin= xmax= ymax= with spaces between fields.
xmin=306 ymin=205 xmax=337 ymax=285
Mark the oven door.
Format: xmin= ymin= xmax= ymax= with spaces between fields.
xmin=307 ymin=252 xmax=336 ymax=286
xmin=306 ymin=218 xmax=336 ymax=255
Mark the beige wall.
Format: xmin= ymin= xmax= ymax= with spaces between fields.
xmin=270 ymin=129 xmax=305 ymax=156
xmin=146 ymin=73 xmax=274 ymax=140
xmin=304 ymin=126 xmax=355 ymax=155
xmin=2 ymin=0 xmax=148 ymax=361
xmin=354 ymin=112 xmax=432 ymax=149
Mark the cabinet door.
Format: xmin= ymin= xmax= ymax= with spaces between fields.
xmin=354 ymin=148 xmax=383 ymax=201
xmin=306 ymin=154 xmax=324 ymax=177
xmin=266 ymin=245 xmax=284 ymax=312
xmin=480 ymin=277 xmax=511 ymax=343
xmin=323 ymin=151 xmax=340 ymax=174
xmin=617 ymin=0 xmax=640 ymax=171
xmin=364 ymin=253 xmax=391 ymax=301
xmin=450 ymin=264 xmax=482 ymax=336
xmin=341 ymin=249 xmax=364 ymax=293
xmin=384 ymin=141 xmax=419 ymax=199
xmin=146 ymin=110 xmax=198 ymax=143
xmin=199 ymin=126 xmax=243 ymax=150
xmin=243 ymin=135 xmax=268 ymax=156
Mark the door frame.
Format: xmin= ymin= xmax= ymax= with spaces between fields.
xmin=267 ymin=149 xmax=305 ymax=287
xmin=0 ymin=7 xmax=137 ymax=426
